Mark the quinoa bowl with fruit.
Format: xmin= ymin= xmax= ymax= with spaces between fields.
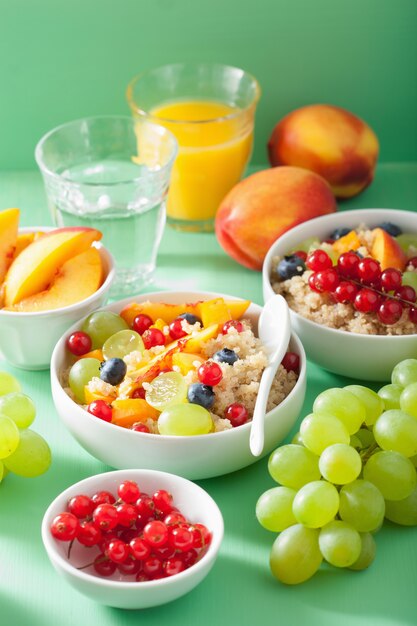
xmin=50 ymin=291 xmax=306 ymax=480
xmin=263 ymin=208 xmax=417 ymax=381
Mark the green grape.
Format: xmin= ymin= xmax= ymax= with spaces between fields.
xmin=291 ymin=432 xmax=304 ymax=446
xmin=268 ymin=444 xmax=320 ymax=489
xmin=344 ymin=385 xmax=384 ymax=426
xmin=313 ymin=388 xmax=366 ymax=434
xmin=319 ymin=520 xmax=362 ymax=568
xmin=363 ymin=450 xmax=416 ymax=501
xmin=0 ymin=459 xmax=4 ymax=482
xmin=378 ymin=384 xmax=402 ymax=410
xmin=339 ymin=480 xmax=385 ymax=532
xmin=356 ymin=427 xmax=375 ymax=449
xmin=396 ymin=233 xmax=417 ymax=254
xmin=292 ymin=480 xmax=339 ymax=528
xmin=68 ymin=358 xmax=101 ymax=403
xmin=81 ymin=311 xmax=128 ymax=349
xmin=300 ymin=413 xmax=350 ymax=455
xmin=350 ymin=435 xmax=361 ymax=450
xmin=0 ymin=392 xmax=36 ymax=429
xmin=384 ymin=484 xmax=417 ymax=526
xmin=256 ymin=486 xmax=297 ymax=532
xmin=410 ymin=454 xmax=417 ymax=468
xmin=319 ymin=443 xmax=362 ymax=485
xmin=289 ymin=237 xmax=320 ymax=254
xmin=0 ymin=414 xmax=20 ymax=459
xmin=400 ymin=382 xmax=417 ymax=419
xmin=373 ymin=410 xmax=417 ymax=458
xmin=145 ymin=372 xmax=188 ymax=410
xmin=0 ymin=372 xmax=21 ymax=396
xmin=269 ymin=524 xmax=322 ymax=585
xmin=402 ymin=271 xmax=417 ymax=291
xmin=103 ymin=329 xmax=144 ymax=360
xmin=3 ymin=429 xmax=51 ymax=477
xmin=391 ymin=359 xmax=417 ymax=387
xmin=349 ymin=532 xmax=376 ymax=570
xmin=158 ymin=403 xmax=213 ymax=436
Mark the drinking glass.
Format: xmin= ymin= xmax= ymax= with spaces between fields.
xmin=35 ymin=116 xmax=177 ymax=298
xmin=127 ymin=63 xmax=260 ymax=232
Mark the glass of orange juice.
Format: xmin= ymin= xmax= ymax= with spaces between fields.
xmin=127 ymin=63 xmax=260 ymax=232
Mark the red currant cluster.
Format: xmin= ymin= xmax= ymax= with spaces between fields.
xmin=305 ymin=249 xmax=417 ymax=325
xmin=50 ymin=480 xmax=211 ymax=581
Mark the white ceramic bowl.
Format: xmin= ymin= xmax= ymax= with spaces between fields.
xmin=50 ymin=290 xmax=306 ymax=479
xmin=263 ymin=208 xmax=417 ymax=381
xmin=0 ymin=227 xmax=115 ymax=370
xmin=41 ymin=468 xmax=223 ymax=609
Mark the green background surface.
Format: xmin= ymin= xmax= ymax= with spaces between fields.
xmin=1 ymin=0 xmax=417 ymax=169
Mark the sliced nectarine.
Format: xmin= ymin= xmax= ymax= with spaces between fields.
xmin=371 ymin=228 xmax=407 ymax=271
xmin=4 ymin=227 xmax=102 ymax=306
xmin=0 ymin=208 xmax=20 ymax=283
xmin=172 ymin=352 xmax=205 ymax=375
xmin=111 ymin=398 xmax=159 ymax=427
xmin=5 ymin=247 xmax=103 ymax=312
xmin=196 ymin=298 xmax=232 ymax=328
xmin=332 ymin=230 xmax=362 ymax=255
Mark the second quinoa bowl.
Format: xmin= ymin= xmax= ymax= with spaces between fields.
xmin=50 ymin=291 xmax=306 ymax=479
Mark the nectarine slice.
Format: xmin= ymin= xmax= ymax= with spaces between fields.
xmin=4 ymin=247 xmax=103 ymax=312
xmin=197 ymin=298 xmax=232 ymax=328
xmin=332 ymin=230 xmax=362 ymax=255
xmin=111 ymin=399 xmax=159 ymax=427
xmin=371 ymin=228 xmax=407 ymax=271
xmin=0 ymin=208 xmax=20 ymax=283
xmin=4 ymin=227 xmax=102 ymax=306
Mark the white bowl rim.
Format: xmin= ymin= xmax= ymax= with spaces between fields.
xmin=263 ymin=208 xmax=417 ymax=342
xmin=50 ymin=290 xmax=306 ymax=442
xmin=0 ymin=226 xmax=115 ymax=318
xmin=41 ymin=468 xmax=224 ymax=589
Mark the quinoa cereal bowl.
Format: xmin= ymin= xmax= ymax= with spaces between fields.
xmin=263 ymin=208 xmax=417 ymax=381
xmin=50 ymin=291 xmax=306 ymax=479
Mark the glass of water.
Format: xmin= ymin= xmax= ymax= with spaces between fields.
xmin=35 ymin=116 xmax=177 ymax=298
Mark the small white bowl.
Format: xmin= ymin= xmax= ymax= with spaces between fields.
xmin=262 ymin=208 xmax=417 ymax=381
xmin=41 ymin=468 xmax=223 ymax=609
xmin=50 ymin=291 xmax=306 ymax=479
xmin=0 ymin=227 xmax=115 ymax=370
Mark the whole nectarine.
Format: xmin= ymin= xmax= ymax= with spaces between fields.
xmin=215 ymin=166 xmax=336 ymax=270
xmin=267 ymin=104 xmax=379 ymax=198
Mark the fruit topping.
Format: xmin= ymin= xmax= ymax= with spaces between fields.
xmin=277 ymin=255 xmax=306 ymax=280
xmin=100 ymin=358 xmax=127 ymax=386
xmin=329 ymin=227 xmax=351 ymax=240
xmin=213 ymin=348 xmax=239 ymax=365
xmin=377 ymin=221 xmax=402 ymax=237
xmin=187 ymin=383 xmax=215 ymax=409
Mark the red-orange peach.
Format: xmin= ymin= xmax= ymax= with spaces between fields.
xmin=215 ymin=166 xmax=337 ymax=270
xmin=267 ymin=104 xmax=379 ymax=198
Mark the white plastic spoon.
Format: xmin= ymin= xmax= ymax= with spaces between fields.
xmin=249 ymin=294 xmax=291 ymax=457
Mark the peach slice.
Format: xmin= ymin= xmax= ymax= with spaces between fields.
xmin=371 ymin=228 xmax=407 ymax=271
xmin=332 ymin=230 xmax=362 ymax=255
xmin=4 ymin=247 xmax=103 ymax=312
xmin=111 ymin=399 xmax=159 ymax=427
xmin=4 ymin=227 xmax=102 ymax=306
xmin=0 ymin=208 xmax=20 ymax=283
xmin=197 ymin=298 xmax=232 ymax=328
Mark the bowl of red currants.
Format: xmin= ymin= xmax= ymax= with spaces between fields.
xmin=263 ymin=208 xmax=417 ymax=381
xmin=50 ymin=290 xmax=306 ymax=479
xmin=41 ymin=468 xmax=224 ymax=609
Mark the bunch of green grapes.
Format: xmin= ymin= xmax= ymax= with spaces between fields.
xmin=0 ymin=371 xmax=51 ymax=482
xmin=256 ymin=361 xmax=417 ymax=585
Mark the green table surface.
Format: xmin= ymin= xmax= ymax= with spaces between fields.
xmin=1 ymin=165 xmax=417 ymax=626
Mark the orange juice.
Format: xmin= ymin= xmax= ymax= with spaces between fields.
xmin=150 ymin=99 xmax=254 ymax=230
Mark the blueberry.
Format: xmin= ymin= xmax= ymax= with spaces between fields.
xmin=213 ymin=348 xmax=239 ymax=365
xmin=178 ymin=313 xmax=202 ymax=325
xmin=329 ymin=227 xmax=351 ymax=240
xmin=377 ymin=222 xmax=402 ymax=237
xmin=100 ymin=358 xmax=127 ymax=385
xmin=187 ymin=383 xmax=215 ymax=409
xmin=277 ymin=255 xmax=306 ymax=280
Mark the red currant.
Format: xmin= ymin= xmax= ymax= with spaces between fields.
xmin=87 ymin=400 xmax=112 ymax=423
xmin=130 ymin=536 xmax=152 ymax=561
xmin=66 ymin=331 xmax=92 ymax=356
xmin=131 ymin=422 xmax=150 ymax=433
xmin=136 ymin=572 xmax=151 ymax=582
xmin=142 ymin=556 xmax=164 ymax=579
xmin=50 ymin=512 xmax=79 ymax=541
xmin=164 ymin=557 xmax=185 ymax=577
xmin=293 ymin=250 xmax=308 ymax=261
xmin=105 ymin=539 xmax=130 ymax=563
xmin=337 ymin=252 xmax=360 ymax=279
xmin=179 ymin=549 xmax=198 ymax=568
xmin=306 ymin=249 xmax=332 ymax=271
xmin=308 ymin=272 xmax=322 ymax=293
xmin=333 ymin=281 xmax=358 ymax=304
xmin=94 ymin=554 xmax=116 ymax=577
xmin=197 ymin=361 xmax=223 ymax=386
xmin=77 ymin=521 xmax=102 ymax=547
xmin=98 ymin=531 xmax=119 ymax=552
xmin=116 ymin=503 xmax=138 ymax=527
xmin=152 ymin=545 xmax=176 ymax=560
xmin=142 ymin=328 xmax=166 ymax=350
xmin=169 ymin=318 xmax=187 ymax=340
xmin=222 ymin=320 xmax=244 ymax=334
xmin=225 ymin=403 xmax=248 ymax=427
xmin=92 ymin=503 xmax=119 ymax=531
xmin=67 ymin=494 xmax=94 ymax=519
xmin=381 ymin=268 xmax=402 ymax=292
xmin=131 ymin=387 xmax=146 ymax=399
xmin=408 ymin=257 xmax=417 ymax=268
xmin=117 ymin=480 xmax=140 ymax=504
xmin=118 ymin=556 xmax=141 ymax=576
xmin=164 ymin=511 xmax=187 ymax=526
xmin=143 ymin=520 xmax=169 ymax=548
xmin=132 ymin=314 xmax=153 ymax=335
xmin=91 ymin=490 xmax=116 ymax=506
xmin=377 ymin=300 xmax=403 ymax=325
xmin=168 ymin=525 xmax=194 ymax=552
xmin=409 ymin=307 xmax=417 ymax=323
xmin=281 ymin=352 xmax=300 ymax=373
xmin=135 ymin=495 xmax=155 ymax=519
xmin=395 ymin=285 xmax=416 ymax=303
xmin=118 ymin=528 xmax=139 ymax=544
xmin=152 ymin=489 xmax=173 ymax=515
xmin=357 ymin=257 xmax=381 ymax=285
xmin=190 ymin=523 xmax=212 ymax=549
xmin=354 ymin=289 xmax=381 ymax=313
xmin=314 ymin=268 xmax=339 ymax=292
